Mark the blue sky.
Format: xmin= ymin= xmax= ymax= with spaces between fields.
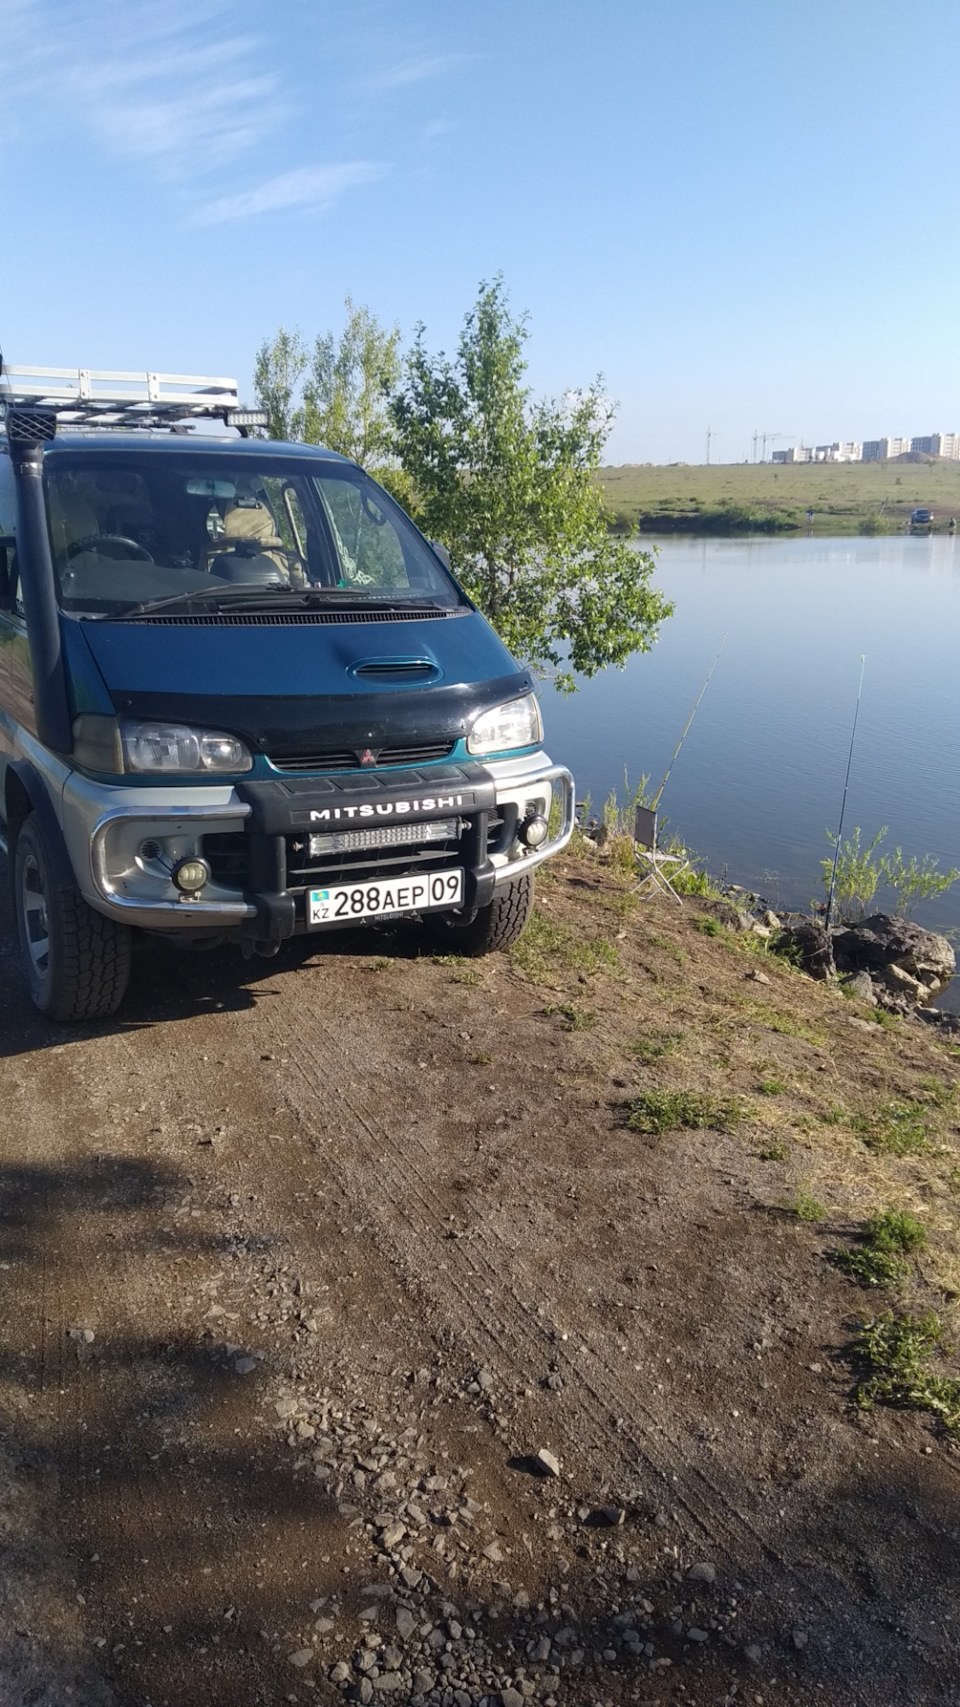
xmin=1 ymin=0 xmax=957 ymax=463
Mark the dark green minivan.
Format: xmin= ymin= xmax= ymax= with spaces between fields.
xmin=0 ymin=365 xmax=573 ymax=1020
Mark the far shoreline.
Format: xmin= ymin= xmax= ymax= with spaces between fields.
xmin=598 ymin=457 xmax=960 ymax=538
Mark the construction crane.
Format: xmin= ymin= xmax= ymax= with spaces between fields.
xmin=759 ymin=431 xmax=796 ymax=462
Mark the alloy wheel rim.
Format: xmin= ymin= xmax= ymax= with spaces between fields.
xmin=21 ymin=852 xmax=51 ymax=981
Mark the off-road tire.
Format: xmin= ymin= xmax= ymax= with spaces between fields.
xmin=430 ymin=871 xmax=534 ymax=955
xmin=13 ymin=814 xmax=132 ymax=1021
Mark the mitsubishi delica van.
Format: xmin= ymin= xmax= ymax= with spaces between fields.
xmin=0 ymin=366 xmax=574 ymax=1020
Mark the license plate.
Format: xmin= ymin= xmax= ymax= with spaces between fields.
xmin=307 ymin=868 xmax=464 ymax=926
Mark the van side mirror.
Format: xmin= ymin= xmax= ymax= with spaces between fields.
xmin=430 ymin=540 xmax=451 ymax=571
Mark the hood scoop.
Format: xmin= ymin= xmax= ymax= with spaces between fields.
xmin=349 ymin=656 xmax=442 ymax=684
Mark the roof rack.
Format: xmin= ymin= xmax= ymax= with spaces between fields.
xmin=0 ymin=365 xmax=266 ymax=433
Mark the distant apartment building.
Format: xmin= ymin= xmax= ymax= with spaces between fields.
xmin=768 ymin=430 xmax=959 ymax=465
xmin=772 ymin=441 xmax=859 ymax=464
xmin=910 ymin=432 xmax=960 ymax=459
xmin=862 ymin=437 xmax=911 ymax=461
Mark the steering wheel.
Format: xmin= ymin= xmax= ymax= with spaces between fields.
xmin=67 ymin=533 xmax=155 ymax=563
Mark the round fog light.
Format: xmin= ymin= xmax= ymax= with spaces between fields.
xmin=172 ymin=857 xmax=211 ymax=894
xmin=519 ymin=813 xmax=549 ymax=849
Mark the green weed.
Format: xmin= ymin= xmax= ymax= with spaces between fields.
xmin=671 ymin=862 xmax=723 ymax=900
xmin=915 ymin=1074 xmax=955 ymax=1109
xmin=629 ymin=1030 xmax=681 ymax=1063
xmin=757 ymin=1077 xmax=786 ymax=1096
xmin=644 ymin=931 xmax=688 ymax=967
xmin=692 ymin=915 xmax=726 ymax=938
xmin=820 ymin=826 xmax=887 ymax=922
xmin=509 ymin=911 xmax=618 ymax=981
xmin=757 ymin=1138 xmax=789 ymax=1161
xmin=853 ymin=1100 xmax=930 ymax=1157
xmin=626 ymin=1089 xmax=748 ymax=1136
xmin=432 ymin=953 xmax=484 ymax=986
xmin=855 ymin=1311 xmax=960 ymax=1439
xmin=794 ymin=1187 xmax=826 ymax=1222
xmin=743 ymin=1000 xmax=825 ymax=1046
xmin=832 ymin=1208 xmax=927 ymax=1288
xmin=544 ymin=1002 xmax=596 ymax=1032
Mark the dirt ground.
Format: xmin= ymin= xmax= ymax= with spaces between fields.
xmin=2 ymin=849 xmax=960 ymax=1707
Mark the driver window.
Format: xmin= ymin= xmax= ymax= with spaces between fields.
xmin=46 ymin=470 xmax=102 ymax=566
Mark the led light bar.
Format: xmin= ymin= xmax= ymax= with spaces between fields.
xmin=307 ymin=818 xmax=459 ymax=856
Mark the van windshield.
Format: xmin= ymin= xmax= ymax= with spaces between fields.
xmin=44 ymin=451 xmax=465 ymax=614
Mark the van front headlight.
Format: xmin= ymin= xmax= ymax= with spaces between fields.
xmin=119 ymin=719 xmax=253 ymax=775
xmin=466 ymin=693 xmax=543 ymax=757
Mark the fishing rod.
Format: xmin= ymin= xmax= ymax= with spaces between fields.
xmin=824 ymin=654 xmax=866 ymax=931
xmin=651 ymin=635 xmax=727 ymax=811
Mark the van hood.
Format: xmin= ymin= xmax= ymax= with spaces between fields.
xmin=74 ymin=609 xmax=535 ymax=758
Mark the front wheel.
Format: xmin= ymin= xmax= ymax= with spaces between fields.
xmin=14 ymin=814 xmax=132 ymax=1021
xmin=429 ymin=871 xmax=534 ymax=955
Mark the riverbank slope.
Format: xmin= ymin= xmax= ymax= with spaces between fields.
xmin=1 ymin=847 xmax=959 ymax=1706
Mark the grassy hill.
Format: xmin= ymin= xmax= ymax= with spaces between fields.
xmin=599 ymin=458 xmax=960 ymax=535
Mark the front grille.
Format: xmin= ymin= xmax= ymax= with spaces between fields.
xmin=269 ymin=740 xmax=456 ymax=772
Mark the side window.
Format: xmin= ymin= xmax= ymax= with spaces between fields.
xmin=0 ymin=453 xmax=20 ymax=612
xmin=315 ymin=476 xmax=408 ymax=588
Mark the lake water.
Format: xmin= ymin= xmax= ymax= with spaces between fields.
xmin=541 ymin=533 xmax=960 ymax=942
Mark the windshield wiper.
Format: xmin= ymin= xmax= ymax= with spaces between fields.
xmin=85 ymin=585 xmax=305 ymax=621
xmin=84 ymin=584 xmax=455 ymax=621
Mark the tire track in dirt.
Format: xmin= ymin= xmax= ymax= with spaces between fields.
xmin=255 ymin=976 xmax=883 ymax=1696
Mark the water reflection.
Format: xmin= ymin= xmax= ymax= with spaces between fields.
xmin=541 ymin=534 xmax=960 ymax=936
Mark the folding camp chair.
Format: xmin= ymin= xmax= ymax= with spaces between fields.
xmin=632 ymin=804 xmax=689 ymax=904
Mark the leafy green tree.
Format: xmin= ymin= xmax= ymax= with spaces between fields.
xmin=253 ymin=300 xmax=401 ymax=478
xmin=300 ymin=297 xmax=402 ymax=467
xmin=390 ymin=278 xmax=671 ymax=685
xmin=253 ymin=327 xmax=307 ymax=441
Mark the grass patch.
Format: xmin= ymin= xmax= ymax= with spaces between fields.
xmin=855 ymin=1311 xmax=960 ymax=1439
xmin=832 ymin=1208 xmax=928 ymax=1288
xmin=671 ymin=864 xmax=723 ymax=900
xmin=757 ymin=1137 xmax=789 ymax=1161
xmin=643 ymin=930 xmax=688 ymax=966
xmin=629 ymin=1030 xmax=682 ymax=1063
xmin=432 ymin=953 xmax=484 ymax=986
xmin=852 ymin=1099 xmax=930 ymax=1157
xmin=692 ymin=915 xmax=728 ymax=938
xmin=626 ymin=1089 xmax=748 ymax=1136
xmin=742 ymin=1000 xmax=825 ymax=1046
xmin=509 ymin=911 xmax=619 ymax=982
xmin=544 ymin=1002 xmax=596 ymax=1032
xmin=915 ymin=1074 xmax=955 ymax=1109
xmin=757 ymin=1077 xmax=786 ymax=1096
xmin=794 ymin=1187 xmax=826 ymax=1222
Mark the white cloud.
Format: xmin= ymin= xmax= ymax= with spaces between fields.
xmin=363 ymin=53 xmax=469 ymax=92
xmin=194 ymin=162 xmax=387 ymax=225
xmin=0 ymin=0 xmax=282 ymax=175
